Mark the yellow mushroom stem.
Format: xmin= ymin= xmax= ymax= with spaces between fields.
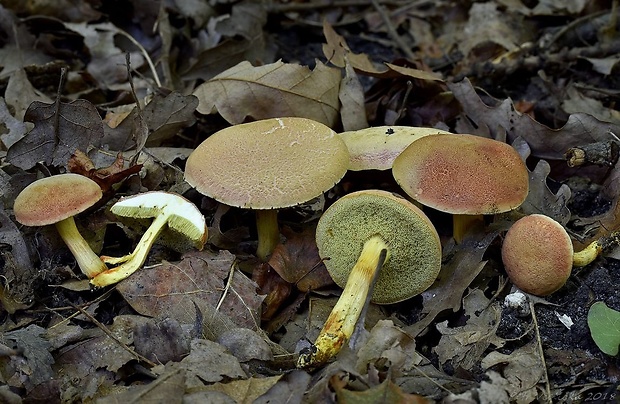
xmin=55 ymin=217 xmax=108 ymax=278
xmin=297 ymin=235 xmax=389 ymax=368
xmin=453 ymin=214 xmax=484 ymax=243
xmin=573 ymin=231 xmax=620 ymax=267
xmin=91 ymin=212 xmax=171 ymax=287
xmin=255 ymin=209 xmax=280 ymax=261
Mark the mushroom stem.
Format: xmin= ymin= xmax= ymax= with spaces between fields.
xmin=297 ymin=235 xmax=389 ymax=368
xmin=90 ymin=212 xmax=170 ymax=287
xmin=55 ymin=217 xmax=108 ymax=278
xmin=453 ymin=214 xmax=484 ymax=243
xmin=573 ymin=231 xmax=620 ymax=267
xmin=255 ymin=209 xmax=280 ymax=261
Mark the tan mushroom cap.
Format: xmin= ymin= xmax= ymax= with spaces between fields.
xmin=338 ymin=126 xmax=450 ymax=171
xmin=185 ymin=117 xmax=349 ymax=209
xmin=392 ymin=133 xmax=529 ymax=215
xmin=501 ymin=214 xmax=573 ymax=296
xmin=14 ymin=173 xmax=102 ymax=226
xmin=316 ymin=189 xmax=442 ymax=304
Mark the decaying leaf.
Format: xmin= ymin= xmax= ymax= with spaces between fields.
xmin=434 ymin=289 xmax=504 ymax=371
xmin=332 ymin=372 xmax=429 ymax=404
xmin=449 ymin=78 xmax=620 ymax=160
xmin=268 ymin=226 xmax=332 ymax=292
xmin=519 ymin=158 xmax=572 ymax=225
xmin=116 ymin=250 xmax=264 ymax=337
xmin=480 ymin=341 xmax=544 ymax=403
xmin=6 ymin=98 xmax=104 ymax=170
xmin=169 ymin=338 xmax=246 ymax=386
xmin=2 ymin=325 xmax=54 ymax=391
xmin=193 ymin=59 xmax=341 ymax=126
xmin=202 ymin=375 xmax=283 ymax=403
xmin=405 ymin=225 xmax=506 ymax=338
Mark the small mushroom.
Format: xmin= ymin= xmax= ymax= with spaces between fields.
xmin=501 ymin=214 xmax=619 ymax=296
xmin=297 ymin=189 xmax=441 ymax=368
xmin=338 ymin=126 xmax=450 ymax=171
xmin=14 ymin=173 xmax=107 ymax=278
xmin=392 ymin=133 xmax=529 ymax=242
xmin=91 ymin=191 xmax=207 ymax=287
xmin=184 ymin=117 xmax=349 ymax=261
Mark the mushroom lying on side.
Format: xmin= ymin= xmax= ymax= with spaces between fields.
xmin=14 ymin=173 xmax=107 ymax=278
xmin=91 ymin=191 xmax=207 ymax=287
xmin=184 ymin=117 xmax=349 ymax=261
xmin=297 ymin=189 xmax=442 ymax=368
xmin=501 ymin=214 xmax=620 ymax=296
xmin=392 ymin=133 xmax=529 ymax=242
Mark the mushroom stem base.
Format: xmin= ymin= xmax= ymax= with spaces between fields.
xmin=573 ymin=231 xmax=620 ymax=267
xmin=297 ymin=235 xmax=388 ymax=368
xmin=55 ymin=217 xmax=108 ymax=278
xmin=453 ymin=214 xmax=483 ymax=243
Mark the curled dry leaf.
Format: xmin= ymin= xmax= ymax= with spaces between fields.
xmin=193 ymin=60 xmax=341 ymax=127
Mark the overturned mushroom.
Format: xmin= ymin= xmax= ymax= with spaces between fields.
xmin=91 ymin=191 xmax=207 ymax=287
xmin=14 ymin=173 xmax=107 ymax=278
xmin=297 ymin=190 xmax=441 ymax=368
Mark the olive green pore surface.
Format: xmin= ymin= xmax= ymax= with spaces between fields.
xmin=316 ymin=190 xmax=442 ymax=304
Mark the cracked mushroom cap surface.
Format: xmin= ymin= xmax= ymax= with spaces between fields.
xmin=14 ymin=173 xmax=102 ymax=226
xmin=392 ymin=133 xmax=529 ymax=215
xmin=501 ymin=214 xmax=573 ymax=296
xmin=315 ymin=189 xmax=442 ymax=304
xmin=184 ymin=117 xmax=349 ymax=210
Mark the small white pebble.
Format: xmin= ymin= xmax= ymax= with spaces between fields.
xmin=555 ymin=311 xmax=573 ymax=329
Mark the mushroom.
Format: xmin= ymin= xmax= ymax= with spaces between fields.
xmin=13 ymin=173 xmax=107 ymax=278
xmin=392 ymin=133 xmax=529 ymax=242
xmin=338 ymin=126 xmax=450 ymax=171
xmin=297 ymin=189 xmax=442 ymax=368
xmin=184 ymin=117 xmax=349 ymax=261
xmin=91 ymin=191 xmax=207 ymax=287
xmin=501 ymin=214 xmax=619 ymax=296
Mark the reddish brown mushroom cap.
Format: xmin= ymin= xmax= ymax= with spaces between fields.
xmin=14 ymin=174 xmax=103 ymax=226
xmin=184 ymin=117 xmax=349 ymax=210
xmin=501 ymin=214 xmax=573 ymax=296
xmin=392 ymin=134 xmax=529 ymax=215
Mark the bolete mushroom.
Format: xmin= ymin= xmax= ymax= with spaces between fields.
xmin=338 ymin=126 xmax=450 ymax=171
xmin=91 ymin=191 xmax=207 ymax=287
xmin=13 ymin=173 xmax=107 ymax=278
xmin=392 ymin=133 xmax=529 ymax=242
xmin=184 ymin=117 xmax=349 ymax=261
xmin=297 ymin=189 xmax=442 ymax=368
xmin=501 ymin=214 xmax=619 ymax=296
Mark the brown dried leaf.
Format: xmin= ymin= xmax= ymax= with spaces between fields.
xmin=332 ymin=374 xmax=429 ymax=404
xmin=449 ymin=78 xmax=620 ymax=160
xmin=6 ymin=98 xmax=104 ymax=170
xmin=434 ymin=289 xmax=503 ymax=371
xmin=322 ymin=20 xmax=442 ymax=82
xmin=116 ymin=250 xmax=264 ymax=334
xmin=268 ymin=226 xmax=333 ymax=292
xmin=405 ymin=225 xmax=507 ymax=338
xmin=193 ymin=60 xmax=341 ymax=126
